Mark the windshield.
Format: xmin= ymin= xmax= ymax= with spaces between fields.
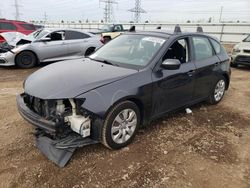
xmin=28 ymin=29 xmax=49 ymax=40
xmin=100 ymin=25 xmax=113 ymax=32
xmin=90 ymin=35 xmax=166 ymax=69
xmin=244 ymin=35 xmax=250 ymax=42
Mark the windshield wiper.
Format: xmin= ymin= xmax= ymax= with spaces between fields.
xmin=88 ymin=57 xmax=119 ymax=67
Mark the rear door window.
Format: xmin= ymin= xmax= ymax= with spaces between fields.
xmin=20 ymin=24 xmax=35 ymax=30
xmin=0 ymin=22 xmax=17 ymax=30
xmin=65 ymin=31 xmax=90 ymax=40
xmin=192 ymin=37 xmax=214 ymax=60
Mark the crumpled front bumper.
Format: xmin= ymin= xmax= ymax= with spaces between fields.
xmin=0 ymin=51 xmax=15 ymax=66
xmin=16 ymin=94 xmax=57 ymax=133
xmin=16 ymin=94 xmax=99 ymax=167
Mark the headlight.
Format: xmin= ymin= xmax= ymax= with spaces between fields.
xmin=232 ymin=47 xmax=241 ymax=54
xmin=11 ymin=48 xmax=21 ymax=54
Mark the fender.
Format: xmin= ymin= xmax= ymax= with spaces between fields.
xmin=76 ymin=69 xmax=153 ymax=119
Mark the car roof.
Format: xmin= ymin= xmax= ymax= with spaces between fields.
xmin=124 ymin=29 xmax=219 ymax=42
xmin=42 ymin=28 xmax=95 ymax=36
xmin=0 ymin=19 xmax=32 ymax=24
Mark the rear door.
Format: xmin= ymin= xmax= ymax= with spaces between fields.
xmin=65 ymin=31 xmax=90 ymax=57
xmin=191 ymin=36 xmax=221 ymax=100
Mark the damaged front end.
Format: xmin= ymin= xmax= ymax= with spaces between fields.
xmin=17 ymin=93 xmax=100 ymax=167
xmin=0 ymin=42 xmax=15 ymax=53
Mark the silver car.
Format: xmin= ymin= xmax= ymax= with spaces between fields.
xmin=0 ymin=28 xmax=103 ymax=68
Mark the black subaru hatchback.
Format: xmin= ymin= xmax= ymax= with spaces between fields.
xmin=17 ymin=27 xmax=230 ymax=166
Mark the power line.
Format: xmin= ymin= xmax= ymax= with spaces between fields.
xmin=219 ymin=6 xmax=223 ymax=23
xmin=13 ymin=0 xmax=21 ymax=20
xmin=44 ymin=12 xmax=48 ymax=23
xmin=99 ymin=0 xmax=118 ymax=23
xmin=128 ymin=0 xmax=146 ymax=23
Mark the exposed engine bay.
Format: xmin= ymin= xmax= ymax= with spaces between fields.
xmin=23 ymin=94 xmax=92 ymax=137
xmin=20 ymin=94 xmax=100 ymax=167
xmin=0 ymin=42 xmax=15 ymax=53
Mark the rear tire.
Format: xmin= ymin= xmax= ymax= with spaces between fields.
xmin=207 ymin=77 xmax=226 ymax=105
xmin=85 ymin=47 xmax=95 ymax=56
xmin=101 ymin=101 xmax=140 ymax=150
xmin=16 ymin=51 xmax=37 ymax=68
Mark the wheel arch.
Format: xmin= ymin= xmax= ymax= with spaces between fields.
xmin=84 ymin=46 xmax=96 ymax=56
xmin=104 ymin=96 xmax=145 ymax=126
xmin=222 ymin=73 xmax=230 ymax=90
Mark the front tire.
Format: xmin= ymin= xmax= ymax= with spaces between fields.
xmin=102 ymin=101 xmax=140 ymax=150
xmin=208 ymin=78 xmax=226 ymax=104
xmin=230 ymin=59 xmax=238 ymax=68
xmin=16 ymin=51 xmax=37 ymax=68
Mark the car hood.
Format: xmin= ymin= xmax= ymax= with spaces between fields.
xmin=24 ymin=58 xmax=137 ymax=99
xmin=236 ymin=42 xmax=250 ymax=49
xmin=0 ymin=32 xmax=33 ymax=46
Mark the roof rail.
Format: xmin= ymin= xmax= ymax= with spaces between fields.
xmin=174 ymin=24 xmax=181 ymax=33
xmin=129 ymin=25 xmax=136 ymax=32
xmin=156 ymin=26 xmax=161 ymax=29
xmin=197 ymin=26 xmax=203 ymax=33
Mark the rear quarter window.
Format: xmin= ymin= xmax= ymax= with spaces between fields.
xmin=192 ymin=37 xmax=214 ymax=60
xmin=210 ymin=38 xmax=227 ymax=55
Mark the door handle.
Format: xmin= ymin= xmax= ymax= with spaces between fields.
xmin=187 ymin=70 xmax=195 ymax=77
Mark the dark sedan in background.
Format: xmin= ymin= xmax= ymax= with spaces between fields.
xmin=17 ymin=27 xmax=230 ymax=166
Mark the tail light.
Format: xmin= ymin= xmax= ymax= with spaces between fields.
xmin=0 ymin=35 xmax=5 ymax=43
xmin=100 ymin=34 xmax=105 ymax=44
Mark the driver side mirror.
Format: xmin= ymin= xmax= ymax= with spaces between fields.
xmin=161 ymin=59 xmax=181 ymax=70
xmin=39 ymin=37 xmax=51 ymax=42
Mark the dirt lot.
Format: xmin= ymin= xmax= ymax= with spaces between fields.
xmin=1 ymin=58 xmax=250 ymax=187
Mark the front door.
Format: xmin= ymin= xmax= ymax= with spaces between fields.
xmin=151 ymin=37 xmax=196 ymax=117
xmin=35 ymin=31 xmax=68 ymax=61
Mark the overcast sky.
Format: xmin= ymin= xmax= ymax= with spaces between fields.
xmin=1 ymin=0 xmax=250 ymax=22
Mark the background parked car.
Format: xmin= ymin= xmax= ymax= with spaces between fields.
xmin=0 ymin=19 xmax=36 ymax=43
xmin=231 ymin=35 xmax=250 ymax=67
xmin=0 ymin=28 xmax=103 ymax=68
xmin=91 ymin=24 xmax=128 ymax=43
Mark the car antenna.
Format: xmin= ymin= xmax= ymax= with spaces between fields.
xmin=197 ymin=26 xmax=203 ymax=33
xmin=129 ymin=25 xmax=136 ymax=32
xmin=174 ymin=24 xmax=181 ymax=33
xmin=156 ymin=26 xmax=161 ymax=29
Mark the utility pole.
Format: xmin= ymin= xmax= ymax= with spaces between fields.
xmin=14 ymin=0 xmax=21 ymax=20
xmin=219 ymin=6 xmax=223 ymax=23
xmin=99 ymin=0 xmax=118 ymax=23
xmin=128 ymin=0 xmax=146 ymax=23
xmin=44 ymin=12 xmax=48 ymax=24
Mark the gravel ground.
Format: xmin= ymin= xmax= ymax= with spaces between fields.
xmin=0 ymin=47 xmax=250 ymax=188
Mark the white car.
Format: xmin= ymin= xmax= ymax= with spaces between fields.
xmin=231 ymin=35 xmax=250 ymax=67
xmin=0 ymin=29 xmax=103 ymax=68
